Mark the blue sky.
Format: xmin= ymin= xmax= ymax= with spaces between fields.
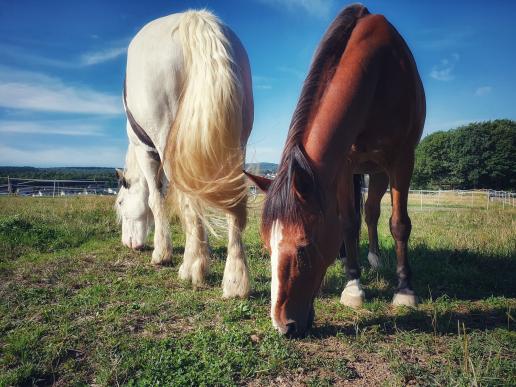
xmin=1 ymin=0 xmax=515 ymax=167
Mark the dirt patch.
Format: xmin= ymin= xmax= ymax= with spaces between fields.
xmin=249 ymin=336 xmax=395 ymax=386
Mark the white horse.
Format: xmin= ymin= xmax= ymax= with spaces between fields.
xmin=115 ymin=10 xmax=254 ymax=298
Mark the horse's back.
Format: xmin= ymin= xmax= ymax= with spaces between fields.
xmin=348 ymin=12 xmax=425 ymax=168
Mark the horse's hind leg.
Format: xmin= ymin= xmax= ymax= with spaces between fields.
xmin=388 ymin=154 xmax=418 ymax=307
xmin=365 ymin=172 xmax=389 ymax=269
xmin=178 ymin=194 xmax=209 ymax=286
xmin=222 ymin=199 xmax=250 ymax=298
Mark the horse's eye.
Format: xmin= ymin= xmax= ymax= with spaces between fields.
xmin=296 ymin=245 xmax=312 ymax=271
xmin=118 ymin=200 xmax=123 ymax=206
xmin=297 ymin=246 xmax=307 ymax=259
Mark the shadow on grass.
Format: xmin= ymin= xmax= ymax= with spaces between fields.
xmin=309 ymin=305 xmax=511 ymax=339
xmin=324 ymin=244 xmax=516 ymax=302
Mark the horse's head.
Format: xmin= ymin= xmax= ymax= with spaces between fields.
xmin=115 ymin=168 xmax=152 ymax=250
xmin=245 ymin=153 xmax=341 ymax=337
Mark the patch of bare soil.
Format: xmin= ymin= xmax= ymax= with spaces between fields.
xmin=249 ymin=336 xmax=395 ymax=386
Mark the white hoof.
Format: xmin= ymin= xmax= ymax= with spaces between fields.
xmin=150 ymin=248 xmax=172 ymax=266
xmin=367 ymin=251 xmax=381 ymax=269
xmin=190 ymin=257 xmax=209 ymax=287
xmin=178 ymin=262 xmax=191 ymax=281
xmin=222 ymin=259 xmax=250 ymax=299
xmin=340 ymin=279 xmax=365 ymax=308
xmin=392 ymin=292 xmax=418 ymax=307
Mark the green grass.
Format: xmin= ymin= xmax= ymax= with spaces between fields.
xmin=0 ymin=196 xmax=515 ymax=386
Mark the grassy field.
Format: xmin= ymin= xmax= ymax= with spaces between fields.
xmin=0 ymin=196 xmax=515 ymax=386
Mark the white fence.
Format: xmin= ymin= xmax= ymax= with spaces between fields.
xmin=378 ymin=189 xmax=515 ymax=210
xmin=248 ymin=187 xmax=515 ymax=211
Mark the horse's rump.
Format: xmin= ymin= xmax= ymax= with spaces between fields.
xmin=163 ymin=10 xmax=247 ymax=215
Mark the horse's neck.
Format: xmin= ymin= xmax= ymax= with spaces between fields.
xmin=302 ymin=49 xmax=377 ymax=181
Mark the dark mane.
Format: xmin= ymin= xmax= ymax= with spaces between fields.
xmin=262 ymin=4 xmax=370 ymax=241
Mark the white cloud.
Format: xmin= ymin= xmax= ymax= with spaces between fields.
xmin=474 ymin=86 xmax=492 ymax=97
xmin=258 ymin=0 xmax=335 ymax=19
xmin=0 ymin=144 xmax=126 ymax=167
xmin=430 ymin=54 xmax=460 ymax=81
xmin=0 ymin=42 xmax=127 ymax=68
xmin=0 ymin=66 xmax=122 ymax=115
xmin=253 ymin=75 xmax=274 ymax=90
xmin=0 ymin=120 xmax=104 ymax=136
xmin=80 ymin=47 xmax=126 ymax=66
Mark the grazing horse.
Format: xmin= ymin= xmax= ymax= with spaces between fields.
xmin=246 ymin=4 xmax=425 ymax=335
xmin=116 ymin=10 xmax=254 ymax=298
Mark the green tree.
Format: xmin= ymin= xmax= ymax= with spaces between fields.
xmin=413 ymin=119 xmax=516 ymax=190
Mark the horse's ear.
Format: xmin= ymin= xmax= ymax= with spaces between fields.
xmin=115 ymin=168 xmax=124 ymax=180
xmin=289 ymin=155 xmax=317 ymax=204
xmin=290 ymin=167 xmax=310 ymax=204
xmin=115 ymin=168 xmax=129 ymax=189
xmin=243 ymin=170 xmax=272 ymax=192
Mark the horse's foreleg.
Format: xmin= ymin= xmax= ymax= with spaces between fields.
xmin=222 ymin=200 xmax=250 ymax=298
xmin=134 ymin=147 xmax=172 ymax=265
xmin=148 ymin=188 xmax=173 ymax=265
xmin=339 ymin=174 xmax=365 ymax=308
xmin=389 ymin=154 xmax=417 ymax=307
xmin=365 ymin=172 xmax=389 ymax=269
xmin=178 ymin=195 xmax=209 ymax=286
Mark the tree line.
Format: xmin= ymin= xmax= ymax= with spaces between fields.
xmin=412 ymin=119 xmax=515 ymax=191
xmin=0 ymin=167 xmax=118 ymax=186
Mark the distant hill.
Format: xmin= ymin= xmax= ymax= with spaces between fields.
xmin=245 ymin=162 xmax=278 ymax=175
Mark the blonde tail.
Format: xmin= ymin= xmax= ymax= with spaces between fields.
xmin=164 ymin=10 xmax=247 ymax=215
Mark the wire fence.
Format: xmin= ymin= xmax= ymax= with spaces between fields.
xmin=249 ymin=186 xmax=515 ymax=211
xmin=387 ymin=189 xmax=515 ymax=210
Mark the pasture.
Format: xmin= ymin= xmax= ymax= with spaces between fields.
xmin=0 ymin=196 xmax=515 ymax=386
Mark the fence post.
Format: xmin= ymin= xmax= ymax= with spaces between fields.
xmin=486 ymin=191 xmax=489 ymax=210
xmin=420 ymin=190 xmax=423 ymax=210
xmin=53 ymin=179 xmax=56 ymax=198
xmin=437 ymin=189 xmax=440 ymax=207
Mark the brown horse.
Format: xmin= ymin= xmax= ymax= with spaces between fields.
xmin=246 ymin=4 xmax=425 ymax=336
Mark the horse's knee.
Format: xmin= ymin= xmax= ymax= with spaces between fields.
xmin=389 ymin=215 xmax=411 ymax=242
xmin=148 ymin=189 xmax=163 ymax=210
xmin=364 ymin=200 xmax=380 ymax=227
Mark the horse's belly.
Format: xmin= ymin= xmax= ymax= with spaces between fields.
xmin=348 ymin=147 xmax=387 ymax=174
